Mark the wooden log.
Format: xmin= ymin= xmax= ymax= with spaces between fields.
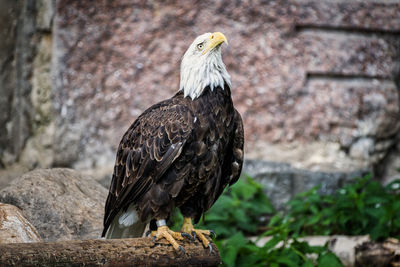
xmin=355 ymin=238 xmax=400 ymax=267
xmin=0 ymin=237 xmax=220 ymax=266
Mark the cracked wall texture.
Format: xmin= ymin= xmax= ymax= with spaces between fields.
xmin=0 ymin=0 xmax=399 ymax=186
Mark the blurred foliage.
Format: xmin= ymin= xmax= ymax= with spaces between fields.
xmin=171 ymin=174 xmax=274 ymax=237
xmin=202 ymin=174 xmax=275 ymax=237
xmin=171 ymin=174 xmax=400 ymax=266
xmin=282 ymin=175 xmax=400 ymax=240
xmin=217 ymin=222 xmax=342 ymax=267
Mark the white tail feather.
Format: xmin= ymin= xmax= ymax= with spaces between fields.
xmin=105 ymin=204 xmax=147 ymax=239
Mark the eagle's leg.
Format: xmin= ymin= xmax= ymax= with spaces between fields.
xmin=181 ymin=217 xmax=215 ymax=251
xmin=151 ymin=219 xmax=185 ymax=253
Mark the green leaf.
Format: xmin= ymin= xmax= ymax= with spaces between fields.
xmin=204 ymin=213 xmax=228 ymax=221
xmin=318 ymin=252 xmax=344 ymax=267
xmin=276 ymin=257 xmax=300 ymax=267
xmin=302 ymin=261 xmax=314 ymax=267
xmin=220 ymin=232 xmax=247 ymax=267
xmin=263 ymin=236 xmax=282 ymax=250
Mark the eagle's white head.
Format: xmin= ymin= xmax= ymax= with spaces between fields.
xmin=179 ymin=32 xmax=231 ymax=100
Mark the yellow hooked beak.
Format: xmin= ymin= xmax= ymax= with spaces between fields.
xmin=202 ymin=32 xmax=228 ymax=55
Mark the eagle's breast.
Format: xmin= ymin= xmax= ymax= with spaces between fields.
xmin=171 ymin=85 xmax=235 ymax=207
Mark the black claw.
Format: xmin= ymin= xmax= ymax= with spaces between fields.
xmin=178 ymin=245 xmax=186 ymax=254
xmin=181 ymin=232 xmax=194 ymax=241
xmin=210 ymin=230 xmax=217 ymax=238
xmin=208 ymin=244 xmax=213 ymax=254
xmin=191 ymin=231 xmax=197 ymax=240
xmin=145 ymin=230 xmax=152 ymax=237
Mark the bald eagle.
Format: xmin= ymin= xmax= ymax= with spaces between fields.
xmin=102 ymin=32 xmax=244 ymax=252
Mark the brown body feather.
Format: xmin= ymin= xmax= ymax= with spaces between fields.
xmin=102 ymin=84 xmax=244 ymax=236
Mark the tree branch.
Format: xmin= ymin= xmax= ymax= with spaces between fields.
xmin=0 ymin=237 xmax=220 ymax=266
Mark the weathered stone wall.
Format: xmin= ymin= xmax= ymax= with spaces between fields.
xmin=0 ymin=0 xmax=399 ymax=188
xmin=0 ymin=0 xmax=56 ymax=188
xmin=0 ymin=0 xmax=21 ymax=166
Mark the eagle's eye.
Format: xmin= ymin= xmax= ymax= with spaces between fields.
xmin=197 ymin=43 xmax=204 ymax=50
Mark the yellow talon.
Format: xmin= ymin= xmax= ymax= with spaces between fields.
xmin=181 ymin=217 xmax=214 ymax=249
xmin=151 ymin=225 xmax=185 ymax=252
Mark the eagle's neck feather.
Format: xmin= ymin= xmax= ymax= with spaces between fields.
xmin=179 ymin=48 xmax=231 ymax=100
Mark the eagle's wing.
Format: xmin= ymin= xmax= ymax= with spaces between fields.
xmin=103 ymin=102 xmax=195 ymax=235
xmin=228 ymin=108 xmax=244 ymax=185
xmin=201 ymin=108 xmax=244 ymax=213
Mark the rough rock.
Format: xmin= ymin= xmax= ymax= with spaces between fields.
xmin=0 ymin=203 xmax=42 ymax=243
xmin=349 ymin=138 xmax=375 ymax=161
xmin=380 ymin=135 xmax=400 ymax=185
xmin=0 ymin=168 xmax=107 ymax=241
xmin=0 ymin=0 xmax=55 ymax=171
xmin=245 ymin=141 xmax=368 ymax=172
xmin=35 ymin=0 xmax=55 ymax=31
xmin=355 ymin=238 xmax=400 ymax=267
xmin=0 ymin=164 xmax=28 ymax=190
xmin=0 ymin=0 xmax=21 ymax=167
xmin=243 ymin=159 xmax=369 ymax=210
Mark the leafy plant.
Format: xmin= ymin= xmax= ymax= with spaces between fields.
xmin=215 ymin=216 xmax=343 ymax=267
xmin=283 ymin=175 xmax=400 ymax=240
xmin=171 ymin=176 xmax=343 ymax=266
xmin=170 ymin=174 xmax=400 ymax=266
xmin=201 ymin=174 xmax=275 ymax=238
xmin=171 ymin=174 xmax=274 ymax=237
